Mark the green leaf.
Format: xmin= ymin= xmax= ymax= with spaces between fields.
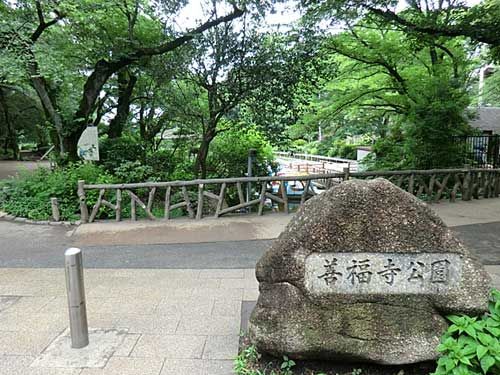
xmin=477 ymin=345 xmax=488 ymax=360
xmin=445 ymin=357 xmax=457 ymax=372
xmin=461 ymin=344 xmax=476 ymax=356
xmin=477 ymin=332 xmax=493 ymax=346
xmin=459 ymin=356 xmax=472 ymax=366
xmin=448 ymin=324 xmax=460 ymax=333
xmin=448 ymin=315 xmax=464 ymax=325
xmin=485 ymin=326 xmax=500 ymax=336
xmin=464 ymin=324 xmax=477 ymax=338
xmin=480 ymin=355 xmax=495 ymax=374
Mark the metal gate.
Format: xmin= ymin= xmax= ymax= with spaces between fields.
xmin=454 ymin=135 xmax=500 ymax=168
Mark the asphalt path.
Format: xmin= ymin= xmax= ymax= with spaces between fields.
xmin=0 ymin=160 xmax=50 ymax=180
xmin=0 ymin=220 xmax=498 ymax=268
xmin=0 ymin=219 xmax=270 ymax=268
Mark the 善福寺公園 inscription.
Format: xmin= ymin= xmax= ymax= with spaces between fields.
xmin=305 ymin=252 xmax=462 ymax=295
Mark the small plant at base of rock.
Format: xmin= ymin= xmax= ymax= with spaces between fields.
xmin=280 ymin=356 xmax=296 ymax=375
xmin=432 ymin=289 xmax=500 ymax=375
xmin=234 ymin=345 xmax=262 ymax=374
xmin=350 ymin=369 xmax=362 ymax=375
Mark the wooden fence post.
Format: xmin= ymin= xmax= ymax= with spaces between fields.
xmin=116 ymin=189 xmax=122 ymax=222
xmin=408 ymin=173 xmax=415 ymax=195
xmin=495 ymin=171 xmax=500 ymax=197
xmin=50 ymin=197 xmax=60 ymax=222
xmin=77 ymin=180 xmax=89 ymax=223
xmin=164 ymin=186 xmax=171 ymax=220
xmin=196 ymin=184 xmax=204 ymax=220
xmin=463 ymin=168 xmax=472 ymax=201
xmin=343 ymin=167 xmax=350 ymax=181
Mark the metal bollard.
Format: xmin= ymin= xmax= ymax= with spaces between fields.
xmin=64 ymin=248 xmax=89 ymax=349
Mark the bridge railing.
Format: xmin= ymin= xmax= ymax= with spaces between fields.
xmin=275 ymin=151 xmax=355 ymax=164
xmin=78 ymin=168 xmax=500 ymax=223
xmin=274 ymin=151 xmax=358 ymax=172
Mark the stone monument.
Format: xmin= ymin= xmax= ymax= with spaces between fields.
xmin=248 ymin=178 xmax=491 ymax=365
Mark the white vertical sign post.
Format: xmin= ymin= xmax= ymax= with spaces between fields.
xmin=77 ymin=127 xmax=99 ymax=161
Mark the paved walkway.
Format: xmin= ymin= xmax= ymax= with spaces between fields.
xmin=0 ymin=161 xmax=50 ymax=180
xmin=0 ymin=268 xmax=257 ymax=374
xmin=0 ymin=266 xmax=497 ymax=375
xmin=0 ymin=198 xmax=499 ymax=374
xmin=71 ymin=198 xmax=500 ymax=246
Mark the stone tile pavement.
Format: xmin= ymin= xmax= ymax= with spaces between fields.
xmin=0 ymin=268 xmax=258 ymax=375
xmin=0 ymin=267 xmax=497 ymax=374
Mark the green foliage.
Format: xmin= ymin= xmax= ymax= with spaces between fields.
xmin=295 ymin=19 xmax=477 ymax=169
xmin=479 ymin=69 xmax=500 ymax=106
xmin=99 ymin=137 xmax=145 ymax=173
xmin=0 ymin=163 xmax=114 ymax=221
xmin=365 ymin=129 xmax=409 ymax=171
xmin=279 ymin=356 xmax=296 ymax=375
xmin=432 ymin=289 xmax=500 ymax=375
xmin=113 ymin=161 xmax=156 ymax=184
xmin=208 ymin=126 xmax=274 ymax=178
xmin=234 ymin=345 xmax=262 ymax=374
xmin=234 ymin=345 xmax=297 ymax=375
xmin=403 ymin=76 xmax=472 ymax=169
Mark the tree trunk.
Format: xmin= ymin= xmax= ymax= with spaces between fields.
xmin=62 ymin=131 xmax=81 ymax=161
xmin=195 ymin=121 xmax=217 ymax=179
xmin=0 ymin=88 xmax=19 ymax=159
xmin=28 ymin=61 xmax=65 ymax=155
xmin=108 ymin=70 xmax=137 ymax=139
xmin=64 ymin=60 xmax=119 ymax=160
xmin=139 ymin=102 xmax=146 ymax=140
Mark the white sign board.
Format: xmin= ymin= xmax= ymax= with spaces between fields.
xmin=77 ymin=127 xmax=99 ymax=161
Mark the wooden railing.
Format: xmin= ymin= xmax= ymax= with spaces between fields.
xmin=274 ymin=151 xmax=355 ymax=164
xmin=274 ymin=151 xmax=358 ymax=173
xmin=78 ymin=168 xmax=500 ymax=223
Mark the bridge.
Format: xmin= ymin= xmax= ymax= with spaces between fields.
xmin=274 ymin=151 xmax=359 ymax=174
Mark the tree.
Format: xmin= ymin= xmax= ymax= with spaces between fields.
xmin=1 ymin=0 xmax=244 ymax=160
xmin=301 ymin=0 xmax=500 ymax=49
xmin=107 ymin=69 xmax=138 ymax=139
xmin=296 ymin=20 xmax=475 ymax=168
xmin=168 ymin=2 xmax=283 ymax=177
xmin=0 ymin=85 xmax=45 ymax=159
xmin=238 ymin=28 xmax=328 ymax=146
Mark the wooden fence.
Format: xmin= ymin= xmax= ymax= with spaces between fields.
xmin=78 ymin=168 xmax=500 ymax=223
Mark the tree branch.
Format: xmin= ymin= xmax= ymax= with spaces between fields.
xmin=31 ymin=2 xmax=64 ymax=42
xmin=365 ymin=5 xmax=500 ymax=46
xmin=73 ymin=6 xmax=244 ymax=132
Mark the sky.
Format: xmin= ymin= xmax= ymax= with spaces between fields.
xmin=174 ymin=1 xmax=302 ymax=32
xmin=175 ymin=0 xmax=484 ymax=31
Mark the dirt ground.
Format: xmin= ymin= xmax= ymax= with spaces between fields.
xmin=238 ymin=337 xmax=436 ymax=375
xmin=0 ymin=160 xmax=50 ymax=180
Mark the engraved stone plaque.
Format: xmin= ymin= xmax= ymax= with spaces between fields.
xmin=305 ymin=252 xmax=463 ymax=295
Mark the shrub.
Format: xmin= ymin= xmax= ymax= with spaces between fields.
xmin=208 ymin=126 xmax=274 ymax=178
xmin=329 ymin=139 xmax=357 ymax=160
xmin=145 ymin=149 xmax=181 ymax=181
xmin=113 ymin=161 xmax=156 ymax=184
xmin=99 ymin=136 xmax=145 ymax=172
xmin=0 ymin=163 xmax=114 ymax=221
xmin=432 ymin=289 xmax=500 ymax=375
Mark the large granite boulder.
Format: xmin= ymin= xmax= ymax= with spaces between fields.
xmin=248 ymin=178 xmax=491 ymax=365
